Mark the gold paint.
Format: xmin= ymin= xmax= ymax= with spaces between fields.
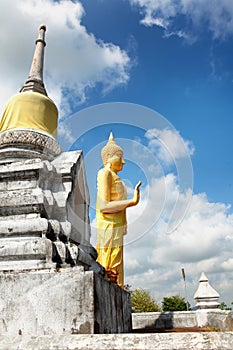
xmin=96 ymin=132 xmax=141 ymax=288
xmin=0 ymin=91 xmax=58 ymax=138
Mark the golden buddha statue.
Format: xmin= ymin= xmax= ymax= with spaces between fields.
xmin=96 ymin=132 xmax=141 ymax=288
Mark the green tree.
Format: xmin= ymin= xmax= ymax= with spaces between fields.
xmin=219 ymin=302 xmax=232 ymax=310
xmin=162 ymin=295 xmax=190 ymax=312
xmin=131 ymin=288 xmax=161 ymax=313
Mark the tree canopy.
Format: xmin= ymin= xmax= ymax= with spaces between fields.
xmin=130 ymin=288 xmax=161 ymax=313
xmin=162 ymin=295 xmax=190 ymax=312
xmin=219 ymin=301 xmax=232 ymax=310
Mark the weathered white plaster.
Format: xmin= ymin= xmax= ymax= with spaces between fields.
xmin=0 ymin=150 xmax=97 ymax=271
xmin=194 ymin=272 xmax=220 ymax=309
xmin=0 ymin=268 xmax=131 ymax=337
xmin=132 ymin=310 xmax=233 ymax=331
xmin=0 ymin=332 xmax=233 ymax=350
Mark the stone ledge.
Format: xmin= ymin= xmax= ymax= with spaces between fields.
xmin=0 ymin=332 xmax=232 ymax=350
xmin=0 ymin=129 xmax=61 ymax=160
xmin=0 ymin=217 xmax=49 ymax=237
xmin=0 ymin=237 xmax=53 ymax=261
xmin=132 ymin=310 xmax=233 ymax=332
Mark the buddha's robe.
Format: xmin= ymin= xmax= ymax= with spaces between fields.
xmin=96 ymin=167 xmax=127 ymax=288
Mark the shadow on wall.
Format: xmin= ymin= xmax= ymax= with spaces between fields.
xmin=132 ymin=312 xmax=174 ymax=333
xmin=132 ymin=310 xmax=233 ymax=333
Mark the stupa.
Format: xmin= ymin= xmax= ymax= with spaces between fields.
xmin=0 ymin=25 xmax=131 ymax=337
xmin=0 ymin=25 xmax=59 ymax=161
xmin=194 ymin=272 xmax=220 ymax=309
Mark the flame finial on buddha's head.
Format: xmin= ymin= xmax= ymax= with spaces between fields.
xmin=101 ymin=132 xmax=124 ymax=165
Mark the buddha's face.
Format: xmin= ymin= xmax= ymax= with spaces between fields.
xmin=108 ymin=154 xmax=125 ymax=173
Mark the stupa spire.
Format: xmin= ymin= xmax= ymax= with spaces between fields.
xmin=20 ymin=24 xmax=47 ymax=95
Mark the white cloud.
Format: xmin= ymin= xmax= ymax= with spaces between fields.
xmin=124 ymin=174 xmax=233 ymax=307
xmin=145 ymin=127 xmax=195 ymax=166
xmin=58 ymin=123 xmax=76 ymax=145
xmin=130 ymin=0 xmax=233 ymax=40
xmin=0 ymin=0 xmax=130 ymax=118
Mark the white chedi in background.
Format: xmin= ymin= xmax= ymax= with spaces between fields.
xmin=194 ymin=272 xmax=220 ymax=309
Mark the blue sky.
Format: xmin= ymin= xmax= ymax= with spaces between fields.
xmin=1 ymin=0 xmax=233 ymax=307
xmin=79 ymin=0 xmax=233 ymax=208
xmin=56 ymin=0 xmax=233 ymax=211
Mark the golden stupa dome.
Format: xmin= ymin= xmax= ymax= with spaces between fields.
xmin=0 ymin=25 xmax=61 ymax=160
xmin=0 ymin=91 xmax=58 ymax=137
xmin=0 ymin=25 xmax=58 ymax=139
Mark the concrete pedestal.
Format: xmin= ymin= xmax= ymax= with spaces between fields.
xmin=0 ymin=267 xmax=132 ymax=336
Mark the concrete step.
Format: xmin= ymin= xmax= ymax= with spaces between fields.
xmin=0 ymin=332 xmax=232 ymax=350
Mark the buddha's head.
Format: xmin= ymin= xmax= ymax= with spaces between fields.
xmin=101 ymin=132 xmax=125 ymax=172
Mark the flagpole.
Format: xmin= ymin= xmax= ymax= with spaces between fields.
xmin=181 ymin=267 xmax=189 ymax=311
